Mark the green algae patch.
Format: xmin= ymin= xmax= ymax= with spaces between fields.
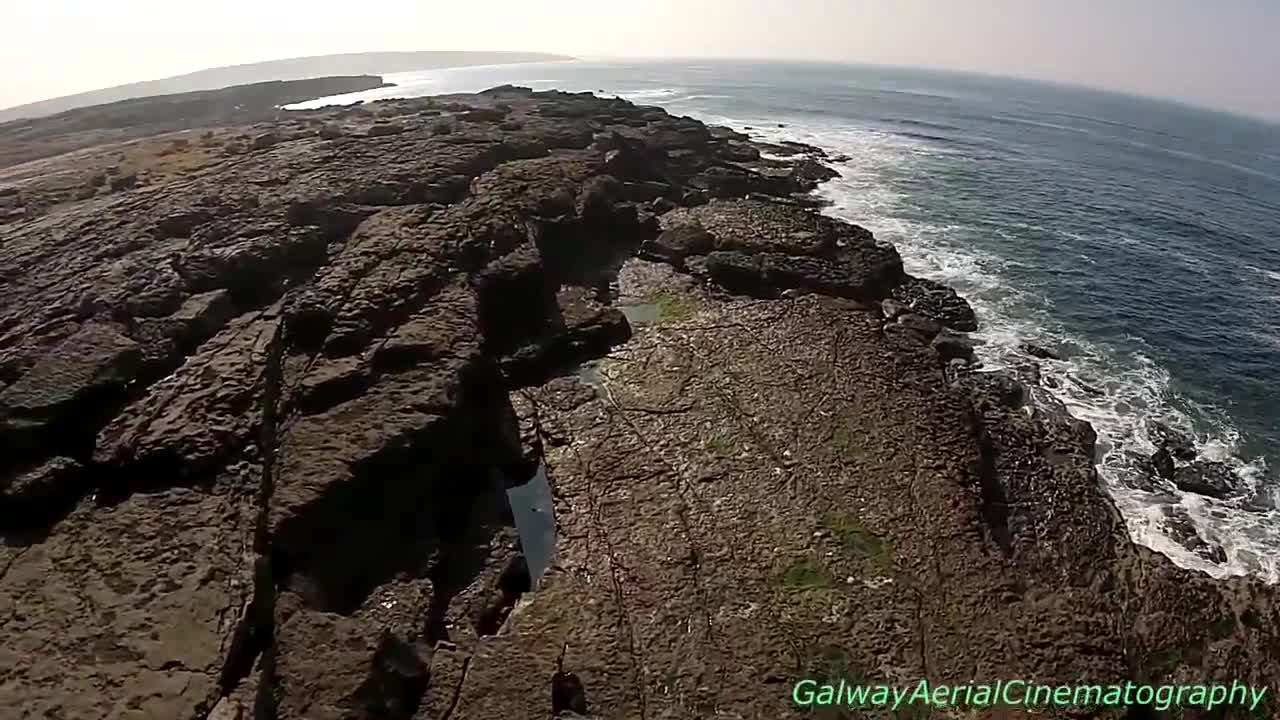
xmin=823 ymin=513 xmax=893 ymax=570
xmin=780 ymin=558 xmax=833 ymax=590
xmin=705 ymin=432 xmax=735 ymax=458
xmin=653 ymin=291 xmax=697 ymax=323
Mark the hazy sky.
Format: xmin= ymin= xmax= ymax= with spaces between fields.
xmin=4 ymin=0 xmax=1278 ymax=119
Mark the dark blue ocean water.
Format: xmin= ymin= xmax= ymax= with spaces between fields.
xmin=295 ymin=60 xmax=1280 ymax=580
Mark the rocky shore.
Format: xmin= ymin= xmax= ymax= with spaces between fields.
xmin=0 ymin=86 xmax=1276 ymax=719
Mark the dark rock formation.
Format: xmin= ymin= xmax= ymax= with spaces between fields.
xmin=891 ymin=276 xmax=979 ymax=331
xmin=1149 ymin=419 xmax=1199 ymax=460
xmin=1149 ymin=446 xmax=1176 ymax=481
xmin=1019 ymin=341 xmax=1063 ymax=360
xmin=1161 ymin=506 xmax=1229 ymax=564
xmin=1173 ymin=461 xmax=1241 ymax=499
xmin=1 ymin=85 xmax=1276 ymax=720
xmin=639 ymin=220 xmax=715 ymax=265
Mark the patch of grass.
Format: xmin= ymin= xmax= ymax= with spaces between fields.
xmin=822 ymin=513 xmax=893 ymax=570
xmin=780 ymin=559 xmax=832 ymax=590
xmin=653 ymin=291 xmax=696 ymax=323
xmin=705 ymin=433 xmax=735 ymax=457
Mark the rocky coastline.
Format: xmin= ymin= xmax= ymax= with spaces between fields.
xmin=1 ymin=85 xmax=1277 ymax=719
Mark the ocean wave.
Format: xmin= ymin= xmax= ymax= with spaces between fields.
xmin=985 ymin=114 xmax=1093 ymax=135
xmin=1042 ymin=111 xmax=1183 ymax=140
xmin=617 ymin=87 xmax=686 ymax=101
xmin=1245 ymin=264 xmax=1280 ymax=283
xmin=880 ymin=118 xmax=965 ymax=133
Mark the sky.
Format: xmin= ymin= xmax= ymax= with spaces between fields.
xmin=3 ymin=0 xmax=1278 ymax=119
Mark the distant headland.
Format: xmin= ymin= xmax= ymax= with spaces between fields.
xmin=0 ymin=51 xmax=573 ymax=123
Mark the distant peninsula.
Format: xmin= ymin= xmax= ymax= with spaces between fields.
xmin=0 ymin=51 xmax=573 ymax=123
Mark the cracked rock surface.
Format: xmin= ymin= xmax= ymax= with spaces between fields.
xmin=1 ymin=85 xmax=1277 ymax=720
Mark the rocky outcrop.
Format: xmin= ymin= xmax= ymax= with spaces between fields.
xmin=1 ymin=86 xmax=1276 ymax=720
xmin=891 ymin=275 xmax=979 ymax=331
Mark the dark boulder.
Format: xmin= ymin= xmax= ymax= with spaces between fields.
xmin=1173 ymin=461 xmax=1240 ymax=499
xmin=1019 ymin=342 xmax=1063 ymax=360
xmin=552 ymin=671 xmax=588 ymax=715
xmin=1148 ymin=447 xmax=1176 ymax=481
xmin=790 ymin=158 xmax=839 ymax=190
xmin=893 ymin=313 xmax=942 ymax=342
xmin=892 ymin=276 xmax=978 ymax=332
xmin=1149 ymin=420 xmax=1198 ymax=461
xmin=640 ymin=221 xmax=715 ymax=264
xmin=0 ymin=322 xmax=141 ymax=429
xmin=932 ymin=331 xmax=976 ymax=362
xmin=0 ymin=456 xmax=83 ymax=528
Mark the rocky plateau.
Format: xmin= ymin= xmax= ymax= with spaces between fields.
xmin=0 ymin=82 xmax=1277 ymax=719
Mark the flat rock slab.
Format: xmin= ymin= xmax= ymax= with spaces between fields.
xmin=0 ymin=473 xmax=259 ymax=719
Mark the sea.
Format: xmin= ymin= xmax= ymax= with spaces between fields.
xmin=291 ymin=59 xmax=1280 ymax=583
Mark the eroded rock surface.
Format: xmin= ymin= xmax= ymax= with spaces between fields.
xmin=1 ymin=86 xmax=1276 ymax=720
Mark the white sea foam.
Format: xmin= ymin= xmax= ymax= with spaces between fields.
xmin=698 ymin=113 xmax=1279 ymax=583
xmin=1245 ymin=264 xmax=1280 ymax=283
xmin=616 ymin=87 xmax=686 ymax=102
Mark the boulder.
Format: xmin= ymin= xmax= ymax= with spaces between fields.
xmin=1019 ymin=342 xmax=1063 ymax=360
xmin=0 ymin=322 xmax=141 ymax=457
xmin=1149 ymin=420 xmax=1198 ymax=461
xmin=640 ymin=221 xmax=715 ymax=263
xmin=0 ymin=456 xmax=82 ymax=527
xmin=1173 ymin=461 xmax=1240 ymax=499
xmin=891 ymin=276 xmax=978 ymax=331
xmin=790 ymin=158 xmax=840 ymax=189
xmin=1148 ymin=447 xmax=1175 ymax=481
xmin=932 ymin=331 xmax=976 ymax=362
xmin=893 ymin=312 xmax=942 ymax=342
